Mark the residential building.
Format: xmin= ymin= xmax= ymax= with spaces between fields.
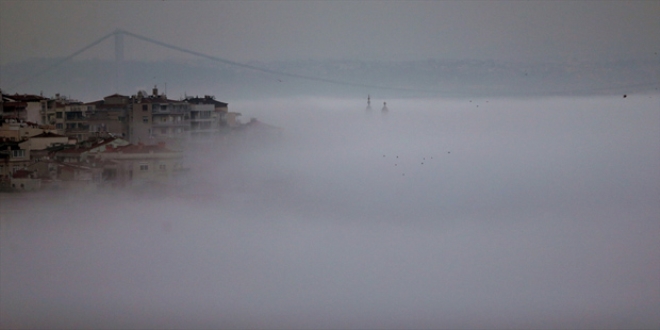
xmin=19 ymin=131 xmax=69 ymax=150
xmin=40 ymin=96 xmax=61 ymax=130
xmin=7 ymin=169 xmax=41 ymax=191
xmin=129 ymin=87 xmax=190 ymax=144
xmin=1 ymin=93 xmax=46 ymax=123
xmin=85 ymin=93 xmax=131 ymax=138
xmin=63 ymin=101 xmax=93 ymax=141
xmin=39 ymin=94 xmax=88 ymax=139
xmin=0 ymin=118 xmax=45 ymax=141
xmin=51 ymin=137 xmax=129 ymax=163
xmin=98 ymin=142 xmax=185 ymax=187
xmin=0 ymin=140 xmax=31 ymax=181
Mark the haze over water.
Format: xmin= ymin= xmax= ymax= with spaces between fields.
xmin=2 ymin=95 xmax=659 ymax=328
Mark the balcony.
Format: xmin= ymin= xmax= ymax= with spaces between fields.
xmin=190 ymin=111 xmax=213 ymax=120
xmin=153 ymin=105 xmax=189 ymax=114
xmin=65 ymin=122 xmax=89 ymax=131
xmin=190 ymin=117 xmax=214 ymax=123
xmin=152 ymin=120 xmax=190 ymax=127
xmin=190 ymin=122 xmax=215 ymax=130
xmin=65 ymin=112 xmax=85 ymax=120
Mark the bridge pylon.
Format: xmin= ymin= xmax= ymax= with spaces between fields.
xmin=114 ymin=29 xmax=125 ymax=94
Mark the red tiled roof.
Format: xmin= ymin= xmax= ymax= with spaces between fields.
xmin=104 ymin=143 xmax=175 ymax=154
xmin=137 ymin=97 xmax=185 ymax=104
xmin=7 ymin=94 xmax=45 ymax=102
xmin=31 ymin=132 xmax=67 ymax=138
xmin=86 ymin=94 xmax=130 ymax=106
xmin=88 ymin=137 xmax=124 ymax=150
xmin=12 ymin=169 xmax=33 ymax=178
xmin=57 ymin=147 xmax=88 ymax=154
xmin=57 ymin=162 xmax=94 ymax=172
xmin=2 ymin=101 xmax=28 ymax=108
xmin=185 ymin=97 xmax=228 ymax=107
xmin=0 ymin=115 xmax=21 ymax=121
xmin=49 ymin=138 xmax=120 ymax=154
xmin=92 ymin=103 xmax=130 ymax=109
xmin=105 ymin=93 xmax=129 ymax=98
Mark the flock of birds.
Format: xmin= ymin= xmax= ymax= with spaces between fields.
xmin=370 ymin=93 xmax=637 ymax=179
xmin=381 ymin=151 xmax=451 ymax=177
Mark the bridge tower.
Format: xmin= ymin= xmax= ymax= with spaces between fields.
xmin=114 ymin=30 xmax=125 ymax=94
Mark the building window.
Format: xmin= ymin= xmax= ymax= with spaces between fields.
xmin=142 ymin=116 xmax=149 ymax=123
xmin=11 ymin=150 xmax=25 ymax=158
xmin=142 ymin=104 xmax=148 ymax=111
xmin=159 ymin=164 xmax=166 ymax=171
xmin=56 ymin=112 xmax=63 ymax=118
xmin=139 ymin=164 xmax=148 ymax=171
xmin=56 ymin=123 xmax=63 ymax=129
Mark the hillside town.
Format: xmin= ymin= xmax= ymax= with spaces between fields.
xmin=0 ymin=87 xmax=273 ymax=192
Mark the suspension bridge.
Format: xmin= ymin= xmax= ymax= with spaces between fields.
xmin=4 ymin=29 xmax=658 ymax=97
xmin=6 ymin=29 xmax=427 ymax=95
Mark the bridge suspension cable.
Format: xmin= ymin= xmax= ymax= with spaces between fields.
xmin=7 ymin=31 xmax=117 ymax=91
xmin=6 ymin=29 xmax=657 ymax=97
xmin=7 ymin=28 xmax=435 ymax=94
xmin=118 ymin=29 xmax=427 ymax=93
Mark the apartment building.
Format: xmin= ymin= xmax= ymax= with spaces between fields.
xmin=129 ymin=87 xmax=190 ymax=144
xmin=39 ymin=94 xmax=93 ymax=141
xmin=1 ymin=93 xmax=46 ymax=123
xmin=98 ymin=142 xmax=185 ymax=187
xmin=85 ymin=93 xmax=131 ymax=138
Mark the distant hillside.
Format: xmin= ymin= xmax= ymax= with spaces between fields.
xmin=1 ymin=58 xmax=658 ymax=101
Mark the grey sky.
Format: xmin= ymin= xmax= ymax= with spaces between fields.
xmin=1 ymin=1 xmax=659 ymax=65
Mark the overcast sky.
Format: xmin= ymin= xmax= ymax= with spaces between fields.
xmin=1 ymin=1 xmax=659 ymax=65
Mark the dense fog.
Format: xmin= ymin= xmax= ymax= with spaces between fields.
xmin=1 ymin=95 xmax=659 ymax=329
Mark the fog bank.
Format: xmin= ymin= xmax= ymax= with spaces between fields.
xmin=2 ymin=95 xmax=659 ymax=329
